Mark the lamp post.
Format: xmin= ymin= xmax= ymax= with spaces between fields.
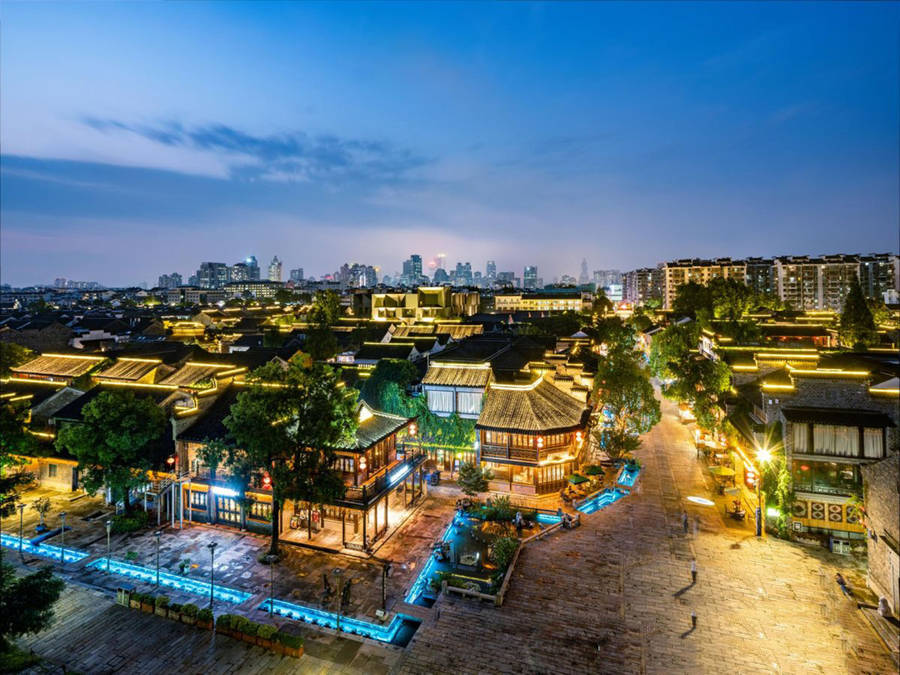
xmin=207 ymin=542 xmax=218 ymax=610
xmin=265 ymin=554 xmax=277 ymax=616
xmin=154 ymin=530 xmax=162 ymax=587
xmin=755 ymin=448 xmax=772 ymax=538
xmin=17 ymin=503 xmax=26 ymax=559
xmin=332 ymin=568 xmax=344 ymax=633
xmin=59 ymin=511 xmax=67 ymax=569
xmin=105 ymin=519 xmax=112 ymax=573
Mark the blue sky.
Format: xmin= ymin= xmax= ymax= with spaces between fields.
xmin=1 ymin=1 xmax=897 ymax=286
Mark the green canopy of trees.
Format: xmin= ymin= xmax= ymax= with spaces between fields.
xmin=0 ymin=563 xmax=65 ymax=653
xmin=55 ymin=390 xmax=167 ymax=513
xmin=224 ymin=359 xmax=357 ymax=553
xmin=360 ymin=359 xmax=418 ymax=415
xmin=593 ymin=354 xmax=661 ymax=458
xmin=0 ymin=403 xmax=37 ymax=517
xmin=0 ymin=343 xmax=33 ymax=377
xmin=839 ymin=279 xmax=878 ymax=349
xmin=456 ymin=461 xmax=493 ymax=497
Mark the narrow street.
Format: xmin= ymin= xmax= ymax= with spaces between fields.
xmin=397 ymin=393 xmax=893 ymax=674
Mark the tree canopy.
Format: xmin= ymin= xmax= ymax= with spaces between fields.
xmin=0 ymin=403 xmax=36 ymax=517
xmin=224 ymin=359 xmax=357 ymax=552
xmin=55 ymin=390 xmax=166 ymax=513
xmin=0 ymin=343 xmax=33 ymax=377
xmin=0 ymin=563 xmax=65 ymax=653
xmin=456 ymin=461 xmax=493 ymax=497
xmin=839 ymin=279 xmax=878 ymax=349
xmin=360 ymin=359 xmax=418 ymax=414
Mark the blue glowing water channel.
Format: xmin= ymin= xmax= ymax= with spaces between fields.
xmin=575 ymin=488 xmax=628 ymax=515
xmin=86 ymin=557 xmax=251 ymax=605
xmin=260 ymin=598 xmax=418 ymax=645
xmin=1 ymin=532 xmax=89 ymax=563
xmin=617 ymin=465 xmax=640 ymax=488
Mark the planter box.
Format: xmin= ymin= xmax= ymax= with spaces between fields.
xmin=270 ymin=643 xmax=284 ymax=656
xmin=181 ymin=615 xmax=196 ymax=626
xmin=129 ymin=599 xmax=141 ymax=609
xmin=257 ymin=638 xmax=272 ymax=649
xmin=241 ymin=633 xmax=256 ymax=645
xmin=197 ymin=620 xmax=213 ymax=631
xmin=141 ymin=603 xmax=154 ymax=613
xmin=283 ymin=645 xmax=303 ymax=658
xmin=155 ymin=607 xmax=168 ymax=617
xmin=168 ymin=609 xmax=182 ymax=620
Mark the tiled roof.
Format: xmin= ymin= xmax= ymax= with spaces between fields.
xmin=476 ymin=377 xmax=590 ymax=434
xmin=332 ymin=403 xmax=411 ymax=452
xmin=159 ymin=363 xmax=234 ymax=387
xmin=94 ymin=359 xmax=159 ymax=382
xmin=11 ymin=354 xmax=105 ymax=378
xmin=422 ymin=364 xmax=491 ymax=388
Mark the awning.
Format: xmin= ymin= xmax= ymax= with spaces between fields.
xmin=567 ymin=474 xmax=589 ymax=485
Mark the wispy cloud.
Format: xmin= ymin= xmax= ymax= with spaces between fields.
xmin=81 ymin=117 xmax=428 ymax=183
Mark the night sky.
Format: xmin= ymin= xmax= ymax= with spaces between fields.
xmin=1 ymin=1 xmax=897 ymax=286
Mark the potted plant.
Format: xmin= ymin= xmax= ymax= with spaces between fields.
xmin=256 ymin=623 xmax=277 ymax=648
xmin=178 ymin=558 xmax=191 ymax=576
xmin=32 ymin=497 xmax=51 ymax=533
xmin=168 ymin=602 xmax=183 ymax=620
xmin=197 ymin=608 xmax=214 ymax=630
xmin=181 ymin=603 xmax=198 ymax=625
xmin=140 ymin=594 xmax=155 ymax=613
xmin=129 ymin=592 xmax=142 ymax=610
xmin=277 ymin=632 xmax=304 ymax=658
xmin=215 ymin=613 xmax=233 ymax=637
xmin=154 ymin=595 xmax=169 ymax=617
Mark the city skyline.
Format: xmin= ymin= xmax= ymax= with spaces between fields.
xmin=1 ymin=2 xmax=898 ymax=286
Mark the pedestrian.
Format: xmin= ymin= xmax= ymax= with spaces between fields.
xmin=681 ymin=510 xmax=689 ymax=534
xmin=691 ymin=558 xmax=697 ymax=584
xmin=693 ymin=514 xmax=700 ymax=535
xmin=691 ymin=611 xmax=697 ymax=629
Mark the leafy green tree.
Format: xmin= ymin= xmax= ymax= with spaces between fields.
xmin=360 ymin=359 xmax=418 ymax=413
xmin=55 ymin=391 xmax=166 ymax=514
xmin=593 ymin=354 xmax=660 ymax=458
xmin=839 ymin=280 xmax=878 ymax=349
xmin=224 ymin=360 xmax=357 ymax=553
xmin=0 ymin=403 xmax=35 ymax=517
xmin=648 ymin=322 xmax=699 ymax=381
xmin=197 ymin=437 xmax=229 ymax=505
xmin=866 ymin=297 xmax=890 ymax=326
xmin=590 ymin=291 xmax=614 ymax=317
xmin=456 ymin=461 xmax=493 ymax=497
xmin=0 ymin=343 xmax=33 ymax=377
xmin=709 ymin=277 xmax=754 ymax=323
xmin=304 ymin=327 xmax=338 ymax=361
xmin=672 ymin=282 xmax=712 ymax=319
xmin=308 ymin=290 xmax=342 ymax=326
xmin=588 ymin=316 xmax=636 ymax=362
xmin=273 ymin=289 xmax=295 ymax=304
xmin=0 ymin=563 xmax=65 ymax=652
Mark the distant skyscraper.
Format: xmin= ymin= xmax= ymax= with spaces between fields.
xmin=196 ymin=262 xmax=229 ymax=289
xmin=402 ymin=254 xmax=423 ymax=285
xmin=454 ymin=262 xmax=473 ymax=286
xmin=268 ymin=256 xmax=283 ymax=282
xmin=523 ymin=266 xmax=538 ymax=289
xmin=433 ymin=268 xmax=449 ymax=284
xmin=157 ymin=272 xmax=183 ymax=289
xmin=592 ymin=269 xmax=622 ymax=289
xmin=245 ymin=256 xmax=260 ymax=280
xmin=289 ymin=268 xmax=304 ymax=283
xmin=579 ymin=258 xmax=589 ymax=285
xmin=486 ymin=260 xmax=497 ymax=280
xmin=54 ymin=278 xmax=67 ymax=288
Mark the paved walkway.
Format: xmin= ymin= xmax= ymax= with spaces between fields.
xmin=396 ymin=393 xmax=894 ymax=674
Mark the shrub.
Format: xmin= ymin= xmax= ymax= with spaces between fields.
xmin=257 ymin=624 xmax=277 ymax=640
xmin=181 ymin=603 xmax=199 ymax=618
xmin=111 ymin=511 xmax=150 ymax=534
xmin=197 ymin=608 xmax=213 ymax=623
xmin=241 ymin=621 xmax=259 ymax=637
xmin=155 ymin=595 xmax=169 ymax=609
xmin=169 ymin=603 xmax=182 ymax=613
xmin=491 ymin=536 xmax=519 ymax=572
xmin=124 ymin=550 xmax=139 ymax=562
xmin=216 ymin=613 xmax=233 ymax=629
xmin=583 ymin=464 xmax=604 ymax=476
xmin=232 ymin=616 xmax=252 ymax=634
xmin=277 ymin=632 xmax=303 ymax=649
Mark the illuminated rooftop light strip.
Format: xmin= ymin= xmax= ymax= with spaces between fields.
xmin=118 ymin=357 xmax=162 ymax=364
xmin=762 ymin=383 xmax=795 ymax=391
xmin=8 ymin=394 xmax=34 ymax=402
xmin=787 ymin=367 xmax=870 ymax=376
xmin=101 ymin=381 xmax=178 ymax=390
xmin=2 ymin=378 xmax=67 ymax=386
xmin=490 ymin=375 xmax=545 ymax=391
xmin=39 ymin=353 xmax=106 ymax=361
xmin=388 ymin=464 xmax=412 ymax=487
xmin=184 ymin=362 xmax=236 ymax=368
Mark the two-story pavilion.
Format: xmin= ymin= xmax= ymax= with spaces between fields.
xmin=475 ymin=375 xmax=590 ymax=505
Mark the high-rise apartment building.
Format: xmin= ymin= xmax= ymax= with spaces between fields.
xmin=289 ymin=268 xmax=304 ymax=283
xmin=662 ymin=258 xmax=746 ymax=309
xmin=623 ymin=267 xmax=664 ymax=305
xmin=402 ymin=254 xmax=423 ymax=286
xmin=593 ymin=269 xmax=622 ymax=289
xmin=523 ymin=266 xmax=538 ymax=289
xmin=268 ymin=256 xmax=283 ymax=282
xmin=858 ymin=253 xmax=900 ymax=301
xmin=744 ymin=258 xmax=775 ymax=297
xmin=454 ymin=262 xmax=473 ymax=286
xmin=196 ymin=262 xmax=229 ymax=289
xmin=245 ymin=256 xmax=260 ymax=280
xmin=157 ymin=272 xmax=183 ymax=289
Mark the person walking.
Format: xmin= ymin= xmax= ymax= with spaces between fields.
xmin=691 ymin=611 xmax=697 ymax=629
xmin=693 ymin=514 xmax=700 ymax=536
xmin=691 ymin=559 xmax=697 ymax=584
xmin=681 ymin=510 xmax=689 ymax=534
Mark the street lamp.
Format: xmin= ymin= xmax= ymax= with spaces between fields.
xmin=59 ymin=511 xmax=67 ymax=569
xmin=755 ymin=447 xmax=772 ymax=537
xmin=105 ymin=519 xmax=112 ymax=573
xmin=154 ymin=530 xmax=162 ymax=587
xmin=265 ymin=554 xmax=278 ymax=616
xmin=17 ymin=503 xmax=26 ymax=559
xmin=207 ymin=542 xmax=218 ymax=610
xmin=332 ymin=568 xmax=344 ymax=633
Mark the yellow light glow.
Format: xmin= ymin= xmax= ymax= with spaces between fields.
xmin=1 ymin=377 xmax=66 ymax=387
xmin=761 ymin=383 xmax=794 ymax=391
xmin=8 ymin=394 xmax=34 ymax=402
xmin=28 ymin=430 xmax=56 ymax=439
xmin=101 ymin=381 xmax=177 ymax=390
xmin=359 ymin=406 xmax=374 ymax=423
xmin=40 ymin=353 xmax=105 ymax=361
xmin=757 ymin=448 xmax=772 ymax=464
xmin=118 ymin=357 xmax=163 ymax=364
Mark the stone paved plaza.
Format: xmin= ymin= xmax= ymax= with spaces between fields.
xmin=4 ymin=392 xmax=895 ymax=673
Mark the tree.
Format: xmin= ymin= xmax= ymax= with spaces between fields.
xmin=224 ymin=360 xmax=357 ymax=554
xmin=839 ymin=280 xmax=878 ymax=349
xmin=308 ymin=290 xmax=342 ymax=327
xmin=273 ymin=289 xmax=295 ymax=304
xmin=0 ymin=403 xmax=37 ymax=517
xmin=592 ymin=354 xmax=661 ymax=458
xmin=866 ymin=297 xmax=890 ymax=326
xmin=55 ymin=390 xmax=166 ymax=514
xmin=590 ymin=291 xmax=614 ymax=317
xmin=304 ymin=327 xmax=338 ymax=361
xmin=225 ymin=446 xmax=261 ymax=529
xmin=197 ymin=437 xmax=229 ymax=507
xmin=456 ymin=461 xmax=493 ymax=497
xmin=360 ymin=359 xmax=418 ymax=414
xmin=588 ymin=316 xmax=636 ymax=362
xmin=671 ymin=282 xmax=712 ymax=319
xmin=0 ymin=563 xmax=65 ymax=653
xmin=0 ymin=343 xmax=33 ymax=377
xmin=648 ymin=322 xmax=699 ymax=382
